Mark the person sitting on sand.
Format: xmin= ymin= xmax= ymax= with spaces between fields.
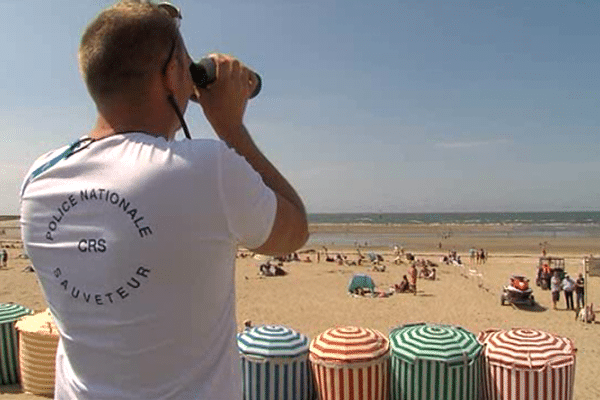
xmin=427 ymin=268 xmax=437 ymax=280
xmin=419 ymin=265 xmax=431 ymax=279
xmin=259 ymin=263 xmax=274 ymax=276
xmin=395 ymin=275 xmax=410 ymax=293
xmin=372 ymin=264 xmax=386 ymax=272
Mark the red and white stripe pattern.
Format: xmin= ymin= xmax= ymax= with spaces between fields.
xmin=311 ymin=359 xmax=389 ymax=400
xmin=309 ymin=326 xmax=389 ymax=400
xmin=478 ymin=328 xmax=576 ymax=400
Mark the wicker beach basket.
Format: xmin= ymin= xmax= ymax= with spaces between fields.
xmin=15 ymin=309 xmax=60 ymax=396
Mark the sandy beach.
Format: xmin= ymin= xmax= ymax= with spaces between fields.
xmin=1 ymin=219 xmax=599 ymax=399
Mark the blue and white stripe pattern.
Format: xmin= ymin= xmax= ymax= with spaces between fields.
xmin=238 ymin=325 xmax=314 ymax=400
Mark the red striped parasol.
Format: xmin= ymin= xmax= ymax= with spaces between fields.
xmin=478 ymin=328 xmax=575 ymax=369
xmin=309 ymin=326 xmax=389 ymax=364
xmin=310 ymin=326 xmax=390 ymax=400
xmin=478 ymin=328 xmax=577 ymax=400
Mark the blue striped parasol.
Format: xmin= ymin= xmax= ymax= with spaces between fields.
xmin=238 ymin=325 xmax=309 ymax=358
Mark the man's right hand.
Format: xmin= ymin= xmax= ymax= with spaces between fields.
xmin=193 ymin=54 xmax=259 ymax=142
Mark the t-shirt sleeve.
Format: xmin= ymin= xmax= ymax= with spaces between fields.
xmin=217 ymin=144 xmax=277 ymax=249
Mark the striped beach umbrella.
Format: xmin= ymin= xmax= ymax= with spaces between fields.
xmin=16 ymin=309 xmax=60 ymax=396
xmin=478 ymin=328 xmax=576 ymax=400
xmin=389 ymin=323 xmax=483 ymax=400
xmin=238 ymin=325 xmax=314 ymax=400
xmin=0 ymin=303 xmax=33 ymax=385
xmin=310 ymin=326 xmax=389 ymax=400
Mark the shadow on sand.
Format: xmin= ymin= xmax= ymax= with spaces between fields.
xmin=511 ymin=302 xmax=548 ymax=313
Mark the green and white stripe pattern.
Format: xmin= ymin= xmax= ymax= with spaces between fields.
xmin=238 ymin=325 xmax=314 ymax=400
xmin=389 ymin=323 xmax=483 ymax=400
xmin=0 ymin=303 xmax=33 ymax=385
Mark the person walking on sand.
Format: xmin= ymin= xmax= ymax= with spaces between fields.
xmin=576 ymin=273 xmax=585 ymax=309
xmin=550 ymin=271 xmax=562 ymax=310
xmin=408 ymin=263 xmax=418 ymax=295
xmin=562 ymin=274 xmax=576 ymax=310
xmin=19 ymin=2 xmax=308 ymax=399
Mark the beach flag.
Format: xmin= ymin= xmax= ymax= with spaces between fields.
xmin=478 ymin=328 xmax=576 ymax=400
xmin=388 ymin=323 xmax=483 ymax=400
xmin=237 ymin=325 xmax=315 ymax=400
xmin=15 ymin=309 xmax=60 ymax=396
xmin=309 ymin=326 xmax=389 ymax=400
xmin=0 ymin=303 xmax=33 ymax=385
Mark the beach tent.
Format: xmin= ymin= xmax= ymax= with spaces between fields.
xmin=389 ymin=323 xmax=483 ymax=400
xmin=310 ymin=326 xmax=389 ymax=400
xmin=237 ymin=325 xmax=314 ymax=400
xmin=0 ymin=303 xmax=33 ymax=385
xmin=478 ymin=328 xmax=576 ymax=400
xmin=15 ymin=309 xmax=59 ymax=396
xmin=348 ymin=273 xmax=375 ymax=293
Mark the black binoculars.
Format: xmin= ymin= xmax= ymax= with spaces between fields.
xmin=190 ymin=58 xmax=262 ymax=99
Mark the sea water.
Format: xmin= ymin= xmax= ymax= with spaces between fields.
xmin=307 ymin=211 xmax=600 ymax=247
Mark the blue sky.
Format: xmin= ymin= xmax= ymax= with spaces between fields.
xmin=1 ymin=0 xmax=599 ymax=214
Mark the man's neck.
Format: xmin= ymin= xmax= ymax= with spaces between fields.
xmin=89 ymin=119 xmax=167 ymax=140
xmin=90 ymin=100 xmax=176 ymax=141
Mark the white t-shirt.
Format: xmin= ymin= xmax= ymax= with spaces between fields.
xmin=20 ymin=133 xmax=277 ymax=400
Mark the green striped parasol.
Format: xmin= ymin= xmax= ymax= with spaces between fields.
xmin=0 ymin=303 xmax=33 ymax=324
xmin=389 ymin=323 xmax=482 ymax=366
xmin=1 ymin=303 xmax=34 ymax=385
xmin=389 ymin=323 xmax=483 ymax=400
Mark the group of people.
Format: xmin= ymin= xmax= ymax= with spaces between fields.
xmin=258 ymin=261 xmax=287 ymax=277
xmin=394 ymin=261 xmax=437 ymax=294
xmin=469 ymin=248 xmax=487 ymax=264
xmin=442 ymin=251 xmax=462 ymax=265
xmin=550 ymin=271 xmax=585 ymax=311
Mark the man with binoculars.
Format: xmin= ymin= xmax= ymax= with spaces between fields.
xmin=20 ymin=1 xmax=308 ymax=398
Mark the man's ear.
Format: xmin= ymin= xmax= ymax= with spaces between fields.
xmin=162 ymin=55 xmax=179 ymax=95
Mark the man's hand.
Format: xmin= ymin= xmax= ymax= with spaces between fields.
xmin=193 ymin=54 xmax=259 ymax=141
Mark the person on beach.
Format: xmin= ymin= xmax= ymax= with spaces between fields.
xmin=576 ymin=273 xmax=585 ymax=309
xmin=408 ymin=263 xmax=418 ymax=294
xmin=0 ymin=248 xmax=7 ymax=269
xmin=19 ymin=2 xmax=308 ymax=399
xmin=395 ymin=275 xmax=410 ymax=293
xmin=562 ymin=274 xmax=576 ymax=310
xmin=551 ymin=271 xmax=562 ymax=310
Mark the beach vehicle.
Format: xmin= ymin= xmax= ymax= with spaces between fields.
xmin=501 ymin=275 xmax=535 ymax=306
xmin=535 ymin=257 xmax=565 ymax=290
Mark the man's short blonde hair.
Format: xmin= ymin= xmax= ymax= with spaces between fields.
xmin=78 ymin=0 xmax=180 ymax=103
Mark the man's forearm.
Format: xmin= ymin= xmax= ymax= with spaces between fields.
xmin=215 ymin=124 xmax=306 ymax=215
